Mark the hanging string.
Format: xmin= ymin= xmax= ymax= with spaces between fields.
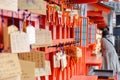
xmin=56 ymin=45 xmax=58 ymax=53
xmin=18 ymin=9 xmax=20 ymax=31
xmin=23 ymin=12 xmax=26 ymax=21
xmin=59 ymin=43 xmax=64 ymax=53
xmin=12 ymin=12 xmax=14 ymax=25
xmin=1 ymin=10 xmax=4 ymax=26
xmin=26 ymin=13 xmax=31 ymax=24
xmin=37 ymin=16 xmax=41 ymax=29
xmin=22 ymin=11 xmax=27 ymax=32
xmin=29 ymin=13 xmax=31 ymax=24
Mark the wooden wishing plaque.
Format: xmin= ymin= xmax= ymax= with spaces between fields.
xmin=2 ymin=75 xmax=21 ymax=80
xmin=26 ymin=25 xmax=35 ymax=44
xmin=8 ymin=25 xmax=18 ymax=34
xmin=32 ymin=29 xmax=52 ymax=47
xmin=35 ymin=60 xmax=51 ymax=77
xmin=10 ymin=31 xmax=30 ymax=53
xmin=0 ymin=54 xmax=21 ymax=80
xmin=3 ymin=25 xmax=9 ymax=50
xmin=20 ymin=60 xmax=35 ymax=80
xmin=18 ymin=0 xmax=46 ymax=15
xmin=3 ymin=25 xmax=18 ymax=51
xmin=18 ymin=50 xmax=45 ymax=68
xmin=0 ymin=0 xmax=18 ymax=11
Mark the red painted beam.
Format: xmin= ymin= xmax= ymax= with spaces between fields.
xmin=87 ymin=11 xmax=102 ymax=17
xmin=72 ymin=0 xmax=98 ymax=4
xmin=97 ymin=24 xmax=106 ymax=26
xmin=97 ymin=21 xmax=106 ymax=24
xmin=89 ymin=18 xmax=104 ymax=23
xmin=89 ymin=16 xmax=107 ymax=28
xmin=90 ymin=3 xmax=111 ymax=14
xmin=97 ymin=25 xmax=107 ymax=28
xmin=91 ymin=16 xmax=104 ymax=20
xmin=94 ymin=20 xmax=104 ymax=22
xmin=99 ymin=0 xmax=109 ymax=2
xmin=97 ymin=23 xmax=106 ymax=25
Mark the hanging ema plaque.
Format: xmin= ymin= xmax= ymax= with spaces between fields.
xmin=18 ymin=0 xmax=47 ymax=15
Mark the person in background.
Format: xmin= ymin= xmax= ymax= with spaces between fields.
xmin=101 ymin=28 xmax=120 ymax=80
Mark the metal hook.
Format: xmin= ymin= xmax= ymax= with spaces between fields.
xmin=12 ymin=12 xmax=14 ymax=25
